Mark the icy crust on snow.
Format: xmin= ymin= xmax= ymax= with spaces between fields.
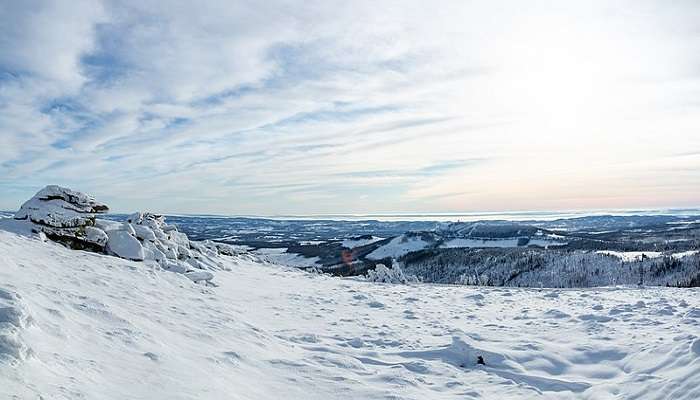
xmin=0 ymin=229 xmax=699 ymax=399
xmin=6 ymin=186 xmax=238 ymax=284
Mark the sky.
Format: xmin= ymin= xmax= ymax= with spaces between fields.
xmin=1 ymin=0 xmax=699 ymax=215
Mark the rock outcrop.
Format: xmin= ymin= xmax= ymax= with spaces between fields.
xmin=13 ymin=185 xmax=234 ymax=284
xmin=14 ymin=185 xmax=109 ymax=251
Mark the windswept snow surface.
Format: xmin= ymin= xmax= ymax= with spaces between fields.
xmin=1 ymin=229 xmax=699 ymax=399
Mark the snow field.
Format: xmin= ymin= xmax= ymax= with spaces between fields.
xmin=0 ymin=229 xmax=699 ymax=399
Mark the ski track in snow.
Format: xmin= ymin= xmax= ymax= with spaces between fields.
xmin=0 ymin=229 xmax=699 ymax=399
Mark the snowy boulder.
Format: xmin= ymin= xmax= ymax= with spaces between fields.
xmin=13 ymin=185 xmax=109 ymax=250
xmin=14 ymin=185 xmax=108 ymax=228
xmin=85 ymin=226 xmax=109 ymax=247
xmin=126 ymin=212 xmax=143 ymax=224
xmin=143 ymin=241 xmax=167 ymax=265
xmin=124 ymin=210 xmax=238 ymax=283
xmin=153 ymin=238 xmax=178 ymax=260
xmin=177 ymin=245 xmax=192 ymax=260
xmin=106 ymin=230 xmax=145 ymax=261
xmin=169 ymin=231 xmax=190 ymax=248
xmin=121 ymin=223 xmax=136 ymax=236
xmin=141 ymin=213 xmax=166 ymax=230
xmin=133 ymin=225 xmax=156 ymax=242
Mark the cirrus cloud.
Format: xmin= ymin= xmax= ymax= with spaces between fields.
xmin=1 ymin=0 xmax=699 ymax=214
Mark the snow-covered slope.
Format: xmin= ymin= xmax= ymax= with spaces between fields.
xmin=341 ymin=236 xmax=384 ymax=249
xmin=254 ymin=247 xmax=321 ymax=268
xmin=366 ymin=233 xmax=435 ymax=260
xmin=1 ymin=229 xmax=699 ymax=399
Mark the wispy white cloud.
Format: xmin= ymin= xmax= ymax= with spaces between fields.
xmin=1 ymin=0 xmax=699 ymax=213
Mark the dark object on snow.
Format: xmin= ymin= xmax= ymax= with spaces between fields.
xmin=477 ymin=355 xmax=485 ymax=365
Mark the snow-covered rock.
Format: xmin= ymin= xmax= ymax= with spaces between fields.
xmin=6 ymin=185 xmax=238 ymax=285
xmin=14 ymin=185 xmax=108 ymax=228
xmin=95 ymin=218 xmax=121 ymax=232
xmin=105 ymin=230 xmax=145 ymax=261
xmin=133 ymin=225 xmax=156 ymax=242
xmin=12 ymin=185 xmax=109 ymax=251
xmin=120 ymin=211 xmax=235 ymax=282
xmin=84 ymin=226 xmax=109 ymax=247
xmin=121 ymin=222 xmax=136 ymax=236
xmin=126 ymin=212 xmax=143 ymax=224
